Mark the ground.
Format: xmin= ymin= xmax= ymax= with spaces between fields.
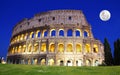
xmin=0 ymin=64 xmax=120 ymax=75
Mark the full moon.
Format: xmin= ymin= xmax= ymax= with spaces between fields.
xmin=99 ymin=10 xmax=111 ymax=21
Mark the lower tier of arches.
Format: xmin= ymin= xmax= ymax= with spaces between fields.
xmin=7 ymin=54 xmax=104 ymax=66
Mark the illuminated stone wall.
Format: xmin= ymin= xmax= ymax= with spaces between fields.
xmin=7 ymin=10 xmax=104 ymax=66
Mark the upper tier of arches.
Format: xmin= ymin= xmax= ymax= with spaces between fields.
xmin=10 ymin=28 xmax=91 ymax=45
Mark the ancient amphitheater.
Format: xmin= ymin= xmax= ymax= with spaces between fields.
xmin=7 ymin=10 xmax=104 ymax=66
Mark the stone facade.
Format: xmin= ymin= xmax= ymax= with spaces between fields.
xmin=7 ymin=10 xmax=104 ymax=66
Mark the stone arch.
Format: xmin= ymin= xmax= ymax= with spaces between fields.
xmin=50 ymin=29 xmax=56 ymax=37
xmin=48 ymin=59 xmax=54 ymax=66
xmin=93 ymin=44 xmax=98 ymax=53
xmin=84 ymin=30 xmax=89 ymax=37
xmin=67 ymin=43 xmax=73 ymax=52
xmin=22 ymin=45 xmax=26 ymax=52
xmin=76 ymin=43 xmax=82 ymax=52
xmin=57 ymin=59 xmax=64 ymax=66
xmin=18 ymin=45 xmax=22 ymax=53
xmin=30 ymin=32 xmax=34 ymax=38
xmin=34 ymin=43 xmax=39 ymax=52
xmin=15 ymin=46 xmax=18 ymax=54
xmin=12 ymin=47 xmax=15 ymax=54
xmin=94 ymin=60 xmax=99 ymax=66
xmin=43 ymin=30 xmax=48 ymax=37
xmin=36 ymin=30 xmax=40 ymax=38
xmin=86 ymin=59 xmax=91 ymax=66
xmin=40 ymin=58 xmax=46 ymax=65
xmin=58 ymin=43 xmax=64 ymax=52
xmin=28 ymin=58 xmax=31 ymax=65
xmin=28 ymin=44 xmax=32 ymax=52
xmin=59 ymin=29 xmax=64 ymax=37
xmin=33 ymin=58 xmax=38 ymax=65
xmin=49 ymin=43 xmax=55 ymax=52
xmin=76 ymin=29 xmax=81 ymax=37
xmin=67 ymin=29 xmax=73 ymax=37
xmin=85 ymin=44 xmax=91 ymax=53
xmin=41 ymin=43 xmax=46 ymax=52
xmin=67 ymin=59 xmax=73 ymax=66
xmin=20 ymin=34 xmax=24 ymax=40
xmin=76 ymin=59 xmax=82 ymax=66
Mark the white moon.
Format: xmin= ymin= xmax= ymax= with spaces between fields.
xmin=99 ymin=10 xmax=111 ymax=21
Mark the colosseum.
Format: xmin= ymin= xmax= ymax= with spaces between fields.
xmin=7 ymin=10 xmax=104 ymax=66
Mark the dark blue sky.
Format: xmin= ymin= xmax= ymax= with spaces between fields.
xmin=0 ymin=0 xmax=120 ymax=59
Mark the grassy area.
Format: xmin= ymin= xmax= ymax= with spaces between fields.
xmin=0 ymin=64 xmax=120 ymax=75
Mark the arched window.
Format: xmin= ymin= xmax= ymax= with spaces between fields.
xmin=41 ymin=59 xmax=46 ymax=65
xmin=18 ymin=46 xmax=22 ymax=53
xmin=84 ymin=31 xmax=88 ymax=37
xmin=76 ymin=44 xmax=82 ymax=52
xmin=76 ymin=30 xmax=80 ymax=37
xmin=59 ymin=30 xmax=64 ymax=37
xmin=51 ymin=30 xmax=56 ymax=37
xmin=28 ymin=44 xmax=32 ymax=52
xmin=22 ymin=45 xmax=26 ymax=52
xmin=32 ymin=33 xmax=34 ymax=38
xmin=67 ymin=44 xmax=73 ymax=52
xmin=67 ymin=29 xmax=73 ymax=37
xmin=86 ymin=59 xmax=91 ymax=66
xmin=48 ymin=59 xmax=54 ymax=66
xmin=44 ymin=30 xmax=48 ymax=37
xmin=58 ymin=44 xmax=64 ymax=52
xmin=85 ymin=44 xmax=91 ymax=53
xmin=49 ymin=43 xmax=55 ymax=52
xmin=93 ymin=44 xmax=98 ymax=53
xmin=34 ymin=43 xmax=39 ymax=52
xmin=41 ymin=43 xmax=46 ymax=52
xmin=38 ymin=32 xmax=41 ymax=37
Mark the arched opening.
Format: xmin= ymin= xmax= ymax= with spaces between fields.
xmin=76 ymin=44 xmax=82 ymax=52
xmin=67 ymin=60 xmax=72 ymax=66
xmin=85 ymin=44 xmax=91 ymax=53
xmin=38 ymin=31 xmax=41 ymax=37
xmin=41 ymin=59 xmax=46 ymax=65
xmin=18 ymin=46 xmax=22 ymax=53
xmin=48 ymin=59 xmax=54 ymax=66
xmin=59 ymin=29 xmax=64 ymax=37
xmin=76 ymin=59 xmax=82 ymax=66
xmin=41 ymin=43 xmax=46 ymax=52
xmin=67 ymin=29 xmax=73 ymax=37
xmin=28 ymin=59 xmax=31 ymax=65
xmin=49 ymin=43 xmax=55 ymax=52
xmin=32 ymin=33 xmax=34 ymax=38
xmin=30 ymin=32 xmax=34 ymax=38
xmin=17 ymin=35 xmax=20 ymax=42
xmin=57 ymin=60 xmax=64 ymax=66
xmin=95 ymin=60 xmax=99 ymax=66
xmin=22 ymin=45 xmax=26 ymax=53
xmin=15 ymin=47 xmax=18 ymax=54
xmin=51 ymin=29 xmax=56 ymax=37
xmin=43 ymin=30 xmax=48 ymax=37
xmin=33 ymin=58 xmax=37 ymax=65
xmin=20 ymin=34 xmax=24 ymax=40
xmin=84 ymin=31 xmax=88 ymax=37
xmin=86 ymin=59 xmax=91 ymax=66
xmin=67 ymin=44 xmax=73 ymax=52
xmin=58 ymin=43 xmax=64 ymax=52
xmin=12 ymin=47 xmax=15 ymax=54
xmin=93 ymin=44 xmax=98 ymax=53
xmin=28 ymin=44 xmax=32 ymax=52
xmin=34 ymin=43 xmax=39 ymax=52
xmin=76 ymin=29 xmax=80 ymax=37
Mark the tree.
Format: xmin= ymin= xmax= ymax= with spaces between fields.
xmin=114 ymin=39 xmax=120 ymax=65
xmin=104 ymin=38 xmax=113 ymax=65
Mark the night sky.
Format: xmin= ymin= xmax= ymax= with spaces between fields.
xmin=0 ymin=0 xmax=120 ymax=59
